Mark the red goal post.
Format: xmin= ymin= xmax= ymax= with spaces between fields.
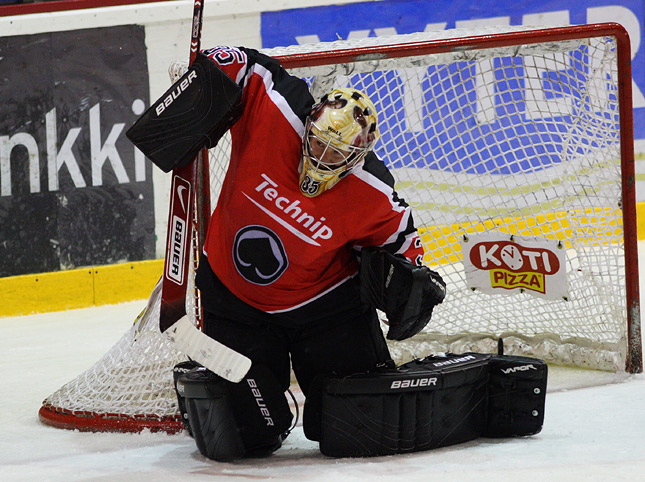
xmin=39 ymin=22 xmax=642 ymax=435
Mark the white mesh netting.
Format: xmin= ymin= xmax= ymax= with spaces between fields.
xmin=266 ymin=27 xmax=635 ymax=371
xmin=40 ymin=25 xmax=639 ymax=432
xmin=39 ymin=281 xmax=187 ymax=431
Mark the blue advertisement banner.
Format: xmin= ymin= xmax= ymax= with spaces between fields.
xmin=261 ymin=0 xmax=645 ymax=139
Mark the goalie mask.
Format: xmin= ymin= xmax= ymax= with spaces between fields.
xmin=299 ymin=88 xmax=379 ymax=197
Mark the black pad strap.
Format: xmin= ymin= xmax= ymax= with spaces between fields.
xmin=126 ymin=52 xmax=243 ymax=172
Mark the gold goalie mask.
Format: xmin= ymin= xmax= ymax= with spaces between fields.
xmin=299 ymin=88 xmax=380 ymax=197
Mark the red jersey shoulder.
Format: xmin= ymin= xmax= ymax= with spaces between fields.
xmin=203 ymin=46 xmax=248 ymax=82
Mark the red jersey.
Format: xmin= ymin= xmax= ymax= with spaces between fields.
xmin=201 ymin=46 xmax=424 ymax=313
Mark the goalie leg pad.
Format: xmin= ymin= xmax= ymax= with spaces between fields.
xmin=177 ymin=365 xmax=245 ymax=461
xmin=125 ymin=52 xmax=243 ymax=173
xmin=177 ymin=364 xmax=293 ymax=461
xmin=173 ymin=360 xmax=202 ymax=437
xmin=319 ymin=352 xmax=548 ymax=457
xmin=319 ymin=353 xmax=491 ymax=457
xmin=485 ymin=354 xmax=548 ymax=437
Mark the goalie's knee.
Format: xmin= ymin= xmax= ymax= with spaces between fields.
xmin=175 ymin=364 xmax=293 ymax=461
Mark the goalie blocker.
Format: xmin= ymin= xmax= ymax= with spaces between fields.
xmin=126 ymin=52 xmax=243 ymax=173
xmin=320 ymin=352 xmax=548 ymax=458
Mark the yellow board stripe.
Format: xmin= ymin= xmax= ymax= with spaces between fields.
xmin=0 ymin=259 xmax=163 ymax=318
xmin=418 ymin=205 xmax=641 ymax=266
xmin=640 ymin=202 xmax=645 ymax=240
xmin=1 ymin=201 xmax=645 ymax=317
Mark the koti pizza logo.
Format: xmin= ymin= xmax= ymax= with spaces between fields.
xmin=469 ymin=240 xmax=561 ymax=294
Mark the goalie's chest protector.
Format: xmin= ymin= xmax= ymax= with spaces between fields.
xmin=202 ymin=48 xmax=410 ymax=313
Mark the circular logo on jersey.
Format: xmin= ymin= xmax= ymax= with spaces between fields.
xmin=233 ymin=226 xmax=288 ymax=285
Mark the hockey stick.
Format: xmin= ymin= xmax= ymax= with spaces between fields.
xmin=165 ymin=316 xmax=251 ymax=382
xmin=157 ymin=0 xmax=251 ymax=382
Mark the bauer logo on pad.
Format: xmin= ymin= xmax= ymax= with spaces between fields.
xmin=460 ymin=231 xmax=568 ymax=300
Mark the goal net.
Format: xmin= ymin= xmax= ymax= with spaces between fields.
xmin=39 ymin=23 xmax=642 ymax=433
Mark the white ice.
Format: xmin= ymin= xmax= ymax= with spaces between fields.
xmin=2 ymin=256 xmax=645 ymax=481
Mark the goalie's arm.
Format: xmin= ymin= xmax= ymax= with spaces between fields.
xmin=125 ymin=50 xmax=250 ymax=381
xmin=355 ymin=153 xmax=425 ymax=266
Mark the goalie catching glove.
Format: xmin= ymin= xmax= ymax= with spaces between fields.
xmin=359 ymin=247 xmax=446 ymax=341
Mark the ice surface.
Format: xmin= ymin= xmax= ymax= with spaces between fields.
xmin=2 ymin=244 xmax=645 ymax=481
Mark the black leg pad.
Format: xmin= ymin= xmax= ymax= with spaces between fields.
xmin=485 ymin=355 xmax=548 ymax=437
xmin=319 ymin=352 xmax=548 ymax=457
xmin=320 ymin=353 xmax=491 ymax=457
xmin=178 ymin=367 xmax=245 ymax=461
xmin=176 ymin=364 xmax=293 ymax=461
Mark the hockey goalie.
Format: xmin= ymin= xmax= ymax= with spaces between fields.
xmin=127 ymin=45 xmax=547 ymax=460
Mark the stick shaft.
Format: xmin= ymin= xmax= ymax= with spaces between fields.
xmin=159 ymin=0 xmax=207 ymax=331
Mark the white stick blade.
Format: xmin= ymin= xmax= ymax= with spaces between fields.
xmin=164 ymin=316 xmax=251 ymax=382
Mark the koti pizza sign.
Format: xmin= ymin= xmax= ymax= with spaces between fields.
xmin=460 ymin=232 xmax=568 ymax=300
